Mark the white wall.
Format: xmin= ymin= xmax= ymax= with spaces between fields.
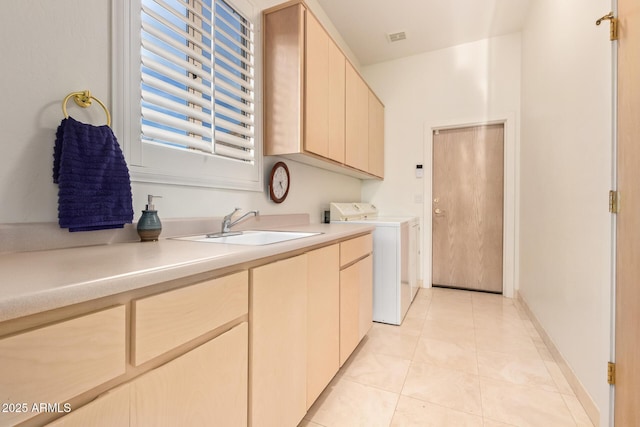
xmin=520 ymin=0 xmax=612 ymax=425
xmin=361 ymin=33 xmax=522 ymax=284
xmin=0 ymin=0 xmax=360 ymax=226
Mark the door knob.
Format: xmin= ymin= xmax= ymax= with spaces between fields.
xmin=434 ymin=208 xmax=443 ymax=214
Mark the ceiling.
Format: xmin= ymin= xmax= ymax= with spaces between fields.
xmin=315 ymin=0 xmax=531 ymax=66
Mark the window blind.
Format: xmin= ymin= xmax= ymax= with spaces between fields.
xmin=140 ymin=0 xmax=255 ymax=162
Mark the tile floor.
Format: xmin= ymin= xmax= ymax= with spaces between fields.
xmin=300 ymin=287 xmax=594 ymax=427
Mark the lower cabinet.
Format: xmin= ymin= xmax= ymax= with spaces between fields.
xmin=250 ymin=255 xmax=308 ymax=427
xmin=339 ymin=235 xmax=374 ymax=366
xmin=358 ymin=254 xmax=374 ymax=341
xmin=339 ymin=260 xmax=361 ymax=366
xmin=14 ymin=234 xmax=371 ymax=427
xmin=0 ymin=306 xmax=126 ymax=427
xmin=131 ymin=322 xmax=248 ymax=427
xmin=46 ymin=384 xmax=130 ymax=427
xmin=46 ymin=323 xmax=248 ymax=427
xmin=250 ymin=239 xmax=371 ymax=426
xmin=306 ymin=245 xmax=340 ymax=408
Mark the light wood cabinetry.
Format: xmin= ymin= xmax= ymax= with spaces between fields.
xmin=340 ymin=233 xmax=373 ymax=266
xmin=345 ymin=71 xmax=385 ymax=178
xmin=339 ymin=260 xmax=361 ymax=365
xmin=132 ymin=271 xmax=248 ymax=365
xmin=45 ymin=384 xmax=130 ymax=427
xmin=327 ymin=39 xmax=346 ymax=163
xmin=304 ymin=15 xmax=346 ymax=164
xmin=0 ymin=306 xmax=126 ymax=426
xmin=358 ymin=254 xmax=374 ymax=341
xmin=339 ymin=235 xmax=374 ymax=366
xmin=345 ymin=62 xmax=369 ymax=173
xmin=250 ymin=255 xmax=308 ymax=427
xmin=131 ymin=322 xmax=248 ymax=427
xmin=8 ymin=270 xmax=249 ymax=427
xmin=368 ymin=91 xmax=385 ymax=178
xmin=305 ymin=12 xmax=329 ymax=158
xmin=306 ymin=244 xmax=340 ymax=408
xmin=264 ymin=1 xmax=382 ymax=180
xmin=52 ymin=323 xmax=248 ymax=427
xmin=264 ymin=3 xmax=303 ymax=156
xmin=3 ymin=231 xmax=373 ymax=427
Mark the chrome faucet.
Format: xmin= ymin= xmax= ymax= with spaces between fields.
xmin=220 ymin=207 xmax=260 ymax=234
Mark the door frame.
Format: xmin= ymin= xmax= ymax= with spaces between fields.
xmin=609 ymin=2 xmax=618 ymax=424
xmin=424 ymin=112 xmax=517 ymax=298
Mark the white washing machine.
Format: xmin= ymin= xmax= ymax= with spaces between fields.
xmin=330 ymin=203 xmax=419 ymax=325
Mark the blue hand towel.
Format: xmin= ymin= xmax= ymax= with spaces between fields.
xmin=53 ymin=117 xmax=134 ymax=232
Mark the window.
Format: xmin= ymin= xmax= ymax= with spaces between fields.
xmin=113 ymin=0 xmax=261 ymax=190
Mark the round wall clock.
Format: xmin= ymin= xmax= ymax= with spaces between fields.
xmin=269 ymin=161 xmax=290 ymax=203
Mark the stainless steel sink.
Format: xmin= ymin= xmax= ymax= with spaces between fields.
xmin=175 ymin=230 xmax=322 ymax=246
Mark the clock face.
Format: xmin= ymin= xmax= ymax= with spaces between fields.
xmin=270 ymin=162 xmax=290 ymax=203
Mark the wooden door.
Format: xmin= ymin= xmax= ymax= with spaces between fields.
xmin=432 ymin=124 xmax=504 ymax=293
xmin=615 ymin=0 xmax=640 ymax=424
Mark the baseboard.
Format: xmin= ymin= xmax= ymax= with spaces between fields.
xmin=515 ymin=291 xmax=600 ymax=427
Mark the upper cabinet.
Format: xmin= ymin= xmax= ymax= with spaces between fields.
xmin=263 ymin=1 xmax=384 ymax=179
xmin=368 ymin=91 xmax=385 ymax=178
xmin=305 ymin=13 xmax=346 ymax=164
xmin=345 ymin=62 xmax=369 ymax=172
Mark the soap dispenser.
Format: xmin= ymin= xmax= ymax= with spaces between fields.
xmin=137 ymin=195 xmax=162 ymax=242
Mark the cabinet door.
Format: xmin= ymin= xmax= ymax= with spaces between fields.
xmin=264 ymin=3 xmax=304 ymax=156
xmin=132 ymin=271 xmax=247 ymax=366
xmin=358 ymin=254 xmax=374 ymax=341
xmin=0 ymin=306 xmax=126 ymax=426
xmin=345 ymin=62 xmax=369 ymax=172
xmin=45 ymin=384 xmax=130 ymax=427
xmin=251 ymin=255 xmax=307 ymax=427
xmin=328 ymin=39 xmax=346 ymax=163
xmin=368 ymin=91 xmax=384 ymax=178
xmin=339 ymin=261 xmax=360 ymax=366
xmin=307 ymin=245 xmax=340 ymax=408
xmin=304 ymin=11 xmax=329 ymax=158
xmin=131 ymin=322 xmax=248 ymax=427
xmin=305 ymin=12 xmax=345 ymax=164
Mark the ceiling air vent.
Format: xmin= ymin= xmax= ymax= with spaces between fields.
xmin=387 ymin=31 xmax=407 ymax=43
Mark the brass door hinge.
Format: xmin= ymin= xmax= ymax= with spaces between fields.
xmin=596 ymin=12 xmax=618 ymax=41
xmin=608 ymin=361 xmax=616 ymax=385
xmin=609 ymin=190 xmax=619 ymax=213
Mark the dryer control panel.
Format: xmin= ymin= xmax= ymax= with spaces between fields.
xmin=329 ymin=203 xmax=378 ymax=221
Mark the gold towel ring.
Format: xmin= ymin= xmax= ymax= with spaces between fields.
xmin=62 ymin=90 xmax=111 ymax=127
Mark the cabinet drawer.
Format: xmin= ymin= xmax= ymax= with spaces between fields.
xmin=131 ymin=322 xmax=248 ymax=427
xmin=132 ymin=271 xmax=248 ymax=365
xmin=340 ymin=233 xmax=373 ymax=267
xmin=45 ymin=383 xmax=130 ymax=427
xmin=0 ymin=306 xmax=126 ymax=426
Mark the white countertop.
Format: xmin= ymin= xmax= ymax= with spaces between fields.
xmin=0 ymin=222 xmax=374 ymax=323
